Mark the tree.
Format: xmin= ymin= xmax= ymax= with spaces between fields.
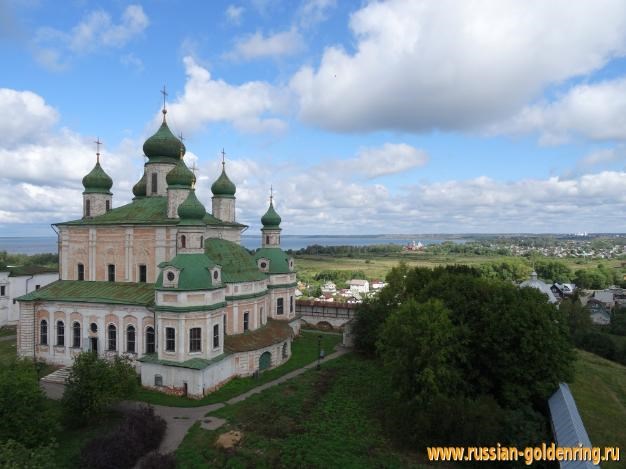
xmin=534 ymin=260 xmax=573 ymax=283
xmin=377 ymin=299 xmax=461 ymax=405
xmin=62 ymin=353 xmax=138 ymax=425
xmin=0 ymin=440 xmax=57 ymax=469
xmin=0 ymin=360 xmax=57 ymax=447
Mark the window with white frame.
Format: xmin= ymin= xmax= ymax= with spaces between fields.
xmin=189 ymin=328 xmax=201 ymax=352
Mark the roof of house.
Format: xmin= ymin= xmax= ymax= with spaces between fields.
xmin=548 ymin=383 xmax=599 ymax=469
xmin=224 ymin=319 xmax=293 ymax=352
xmin=56 ymin=196 xmax=245 ymax=228
xmin=139 ymin=352 xmax=229 ymax=370
xmin=6 ymin=266 xmax=58 ymax=277
xmin=17 ymin=280 xmax=154 ymax=306
xmin=520 ymin=272 xmax=558 ymax=304
xmin=156 ymin=253 xmax=219 ymax=291
xmin=254 ymin=247 xmax=292 ymax=274
xmin=593 ymin=290 xmax=615 ymax=304
xmin=348 ymin=279 xmax=369 ymax=286
xmin=204 ymin=238 xmax=266 ymax=283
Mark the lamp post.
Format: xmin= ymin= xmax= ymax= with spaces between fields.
xmin=317 ymin=334 xmax=322 ymax=370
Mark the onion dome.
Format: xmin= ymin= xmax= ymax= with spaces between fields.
xmin=261 ymin=200 xmax=281 ymax=229
xmin=82 ymin=161 xmax=113 ymax=194
xmin=177 ymin=190 xmax=206 ymax=223
xmin=132 ymin=173 xmax=147 ymax=197
xmin=166 ymin=159 xmax=194 ymax=187
xmin=143 ymin=111 xmax=185 ymax=161
xmin=211 ymin=164 xmax=236 ymax=197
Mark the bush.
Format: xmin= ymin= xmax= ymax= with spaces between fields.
xmin=80 ymin=406 xmax=166 ymax=469
xmin=138 ymin=451 xmax=176 ymax=469
xmin=62 ymin=352 xmax=138 ymax=425
xmin=0 ymin=439 xmax=57 ymax=469
xmin=578 ymin=332 xmax=617 ymax=360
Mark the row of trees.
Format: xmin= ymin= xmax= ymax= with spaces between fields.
xmin=354 ymin=264 xmax=574 ymax=447
xmin=0 ymin=251 xmax=58 ymax=270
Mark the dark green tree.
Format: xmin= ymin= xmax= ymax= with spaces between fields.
xmin=62 ymin=353 xmax=137 ymax=425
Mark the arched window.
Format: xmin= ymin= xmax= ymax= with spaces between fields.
xmin=77 ymin=263 xmax=84 ymax=281
xmin=107 ymin=324 xmax=117 ymax=351
xmin=40 ymin=319 xmax=48 ymax=345
xmin=181 ymin=235 xmax=186 ymax=248
xmin=146 ymin=327 xmax=155 ymax=354
xmin=56 ymin=320 xmax=65 ymax=346
xmin=277 ymin=298 xmax=284 ymax=315
xmin=151 ymin=173 xmax=157 ymax=194
xmin=266 ymin=235 xmax=270 ymax=245
xmin=73 ymin=321 xmax=81 ymax=348
xmin=243 ymin=312 xmax=249 ymax=331
xmin=85 ymin=199 xmax=91 ymax=217
xmin=213 ymin=324 xmax=219 ymax=348
xmin=127 ymin=325 xmax=136 ymax=353
xmin=200 ymin=236 xmax=203 ymax=247
xmin=189 ymin=328 xmax=201 ymax=352
xmin=105 ymin=200 xmax=110 ymax=211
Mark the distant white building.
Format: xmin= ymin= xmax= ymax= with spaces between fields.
xmin=519 ymin=271 xmax=558 ymax=304
xmin=371 ymin=280 xmax=387 ymax=290
xmin=321 ymin=281 xmax=337 ymax=294
xmin=0 ymin=267 xmax=58 ymax=327
xmin=347 ymin=279 xmax=369 ymax=294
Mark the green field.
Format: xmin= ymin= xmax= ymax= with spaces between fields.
xmin=569 ymin=350 xmax=626 ymax=468
xmin=176 ymin=353 xmax=427 ymax=468
xmin=136 ymin=331 xmax=342 ymax=407
xmin=295 ymin=253 xmax=621 ymax=282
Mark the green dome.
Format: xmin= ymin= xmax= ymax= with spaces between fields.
xmin=211 ymin=167 xmax=236 ymax=197
xmin=261 ymin=201 xmax=281 ymax=228
xmin=132 ymin=173 xmax=147 ymax=197
xmin=82 ymin=161 xmax=113 ymax=194
xmin=143 ymin=113 xmax=185 ymax=161
xmin=177 ymin=190 xmax=206 ymax=223
xmin=166 ymin=159 xmax=194 ymax=187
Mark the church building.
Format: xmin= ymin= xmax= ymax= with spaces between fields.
xmin=16 ymin=105 xmax=299 ymax=398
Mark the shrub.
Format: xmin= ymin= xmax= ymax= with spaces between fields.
xmin=79 ymin=406 xmax=166 ymax=469
xmin=138 ymin=451 xmax=176 ymax=469
xmin=0 ymin=439 xmax=57 ymax=469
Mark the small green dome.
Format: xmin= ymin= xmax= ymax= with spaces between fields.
xmin=132 ymin=173 xmax=147 ymax=197
xmin=261 ymin=200 xmax=281 ymax=228
xmin=178 ymin=190 xmax=206 ymax=222
xmin=143 ymin=113 xmax=185 ymax=161
xmin=82 ymin=161 xmax=113 ymax=194
xmin=211 ymin=167 xmax=236 ymax=197
xmin=166 ymin=159 xmax=194 ymax=187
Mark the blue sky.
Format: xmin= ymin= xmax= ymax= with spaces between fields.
xmin=3 ymin=0 xmax=626 ymax=236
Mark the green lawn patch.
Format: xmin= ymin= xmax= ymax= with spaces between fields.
xmin=0 ymin=336 xmax=17 ymax=364
xmin=176 ymin=354 xmax=426 ymax=468
xmin=569 ymin=349 xmax=626 ymax=469
xmin=0 ymin=325 xmax=17 ymax=337
xmin=135 ymin=331 xmax=342 ymax=407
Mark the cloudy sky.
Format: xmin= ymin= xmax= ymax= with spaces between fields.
xmin=3 ymin=0 xmax=626 ymax=236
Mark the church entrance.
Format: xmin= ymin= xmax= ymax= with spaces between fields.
xmin=90 ymin=337 xmax=98 ymax=353
xmin=259 ymin=351 xmax=271 ymax=371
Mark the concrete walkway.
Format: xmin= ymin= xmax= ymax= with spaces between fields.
xmin=41 ymin=346 xmax=350 ymax=454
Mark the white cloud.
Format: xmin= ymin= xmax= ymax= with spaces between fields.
xmin=120 ymin=52 xmax=144 ymax=72
xmin=228 ymin=28 xmax=303 ymax=60
xmin=290 ymin=0 xmax=626 ymax=133
xmin=225 ymin=5 xmax=244 ymax=25
xmin=490 ymin=78 xmax=626 ymax=144
xmin=0 ymin=88 xmax=59 ymax=147
xmin=352 ymin=143 xmax=428 ymax=178
xmin=164 ymin=56 xmax=287 ymax=134
xmin=33 ymin=4 xmax=149 ymax=69
xmin=298 ymin=0 xmax=336 ymax=28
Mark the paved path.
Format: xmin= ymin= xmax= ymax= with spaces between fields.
xmin=40 ymin=346 xmax=350 ymax=454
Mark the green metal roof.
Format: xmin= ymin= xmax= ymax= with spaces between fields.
xmin=143 ymin=113 xmax=185 ymax=161
xmin=139 ymin=352 xmax=229 ymax=370
xmin=57 ymin=196 xmax=245 ymax=228
xmin=17 ymin=280 xmax=154 ymax=306
xmin=211 ymin=166 xmax=236 ymax=197
xmin=166 ymin=159 xmax=194 ymax=188
xmin=132 ymin=173 xmax=147 ymax=198
xmin=177 ymin=190 xmax=206 ymax=225
xmin=156 ymin=253 xmax=219 ymax=291
xmin=254 ymin=247 xmax=293 ymax=274
xmin=82 ymin=161 xmax=113 ymax=194
xmin=261 ymin=200 xmax=281 ymax=229
xmin=204 ymin=238 xmax=266 ymax=283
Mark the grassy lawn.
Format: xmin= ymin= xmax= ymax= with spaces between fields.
xmin=0 ymin=325 xmax=17 ymax=337
xmin=0 ymin=335 xmax=17 ymax=364
xmin=135 ymin=331 xmax=342 ymax=408
xmin=569 ymin=350 xmax=626 ymax=468
xmin=176 ymin=353 xmax=427 ymax=468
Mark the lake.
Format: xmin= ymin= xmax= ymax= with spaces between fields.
xmin=0 ymin=235 xmax=461 ymax=255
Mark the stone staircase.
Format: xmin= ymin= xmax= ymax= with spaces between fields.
xmin=41 ymin=366 xmax=70 ymax=384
